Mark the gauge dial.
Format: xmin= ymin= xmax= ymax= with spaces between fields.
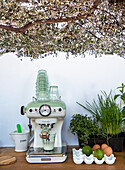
xmin=39 ymin=104 xmax=51 ymax=116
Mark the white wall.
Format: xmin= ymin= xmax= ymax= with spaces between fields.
xmin=0 ymin=53 xmax=125 ymax=147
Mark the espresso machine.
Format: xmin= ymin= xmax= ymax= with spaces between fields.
xmin=21 ymin=70 xmax=67 ymax=163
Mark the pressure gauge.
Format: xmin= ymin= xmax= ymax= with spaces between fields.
xmin=39 ymin=104 xmax=51 ymax=117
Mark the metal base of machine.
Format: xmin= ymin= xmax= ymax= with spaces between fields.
xmin=26 ymin=145 xmax=67 ymax=163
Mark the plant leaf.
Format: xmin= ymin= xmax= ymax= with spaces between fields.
xmin=114 ymin=94 xmax=120 ymax=100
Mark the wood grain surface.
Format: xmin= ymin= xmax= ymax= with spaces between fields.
xmin=0 ymin=146 xmax=125 ymax=170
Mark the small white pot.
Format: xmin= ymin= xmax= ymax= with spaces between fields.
xmin=9 ymin=131 xmax=30 ymax=152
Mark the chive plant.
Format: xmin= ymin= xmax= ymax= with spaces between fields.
xmin=77 ymin=91 xmax=125 ymax=142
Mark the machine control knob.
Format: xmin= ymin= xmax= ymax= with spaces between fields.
xmin=58 ymin=108 xmax=62 ymax=112
xmin=29 ymin=109 xmax=32 ymax=112
xmin=21 ymin=106 xmax=25 ymax=115
xmin=54 ymin=109 xmax=56 ymax=112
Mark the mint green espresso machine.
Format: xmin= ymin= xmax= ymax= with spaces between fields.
xmin=21 ymin=70 xmax=67 ymax=163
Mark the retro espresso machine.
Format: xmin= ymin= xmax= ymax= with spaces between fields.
xmin=21 ymin=70 xmax=67 ymax=163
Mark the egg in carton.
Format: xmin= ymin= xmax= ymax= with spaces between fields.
xmin=72 ymin=148 xmax=116 ymax=165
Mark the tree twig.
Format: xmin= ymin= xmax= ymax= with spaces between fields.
xmin=0 ymin=0 xmax=102 ymax=33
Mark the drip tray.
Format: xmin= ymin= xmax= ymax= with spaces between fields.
xmin=26 ymin=146 xmax=67 ymax=163
xmin=26 ymin=146 xmax=67 ymax=157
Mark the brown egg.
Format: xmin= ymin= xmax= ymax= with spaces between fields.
xmin=92 ymin=144 xmax=100 ymax=151
xmin=101 ymin=144 xmax=108 ymax=151
xmin=103 ymin=146 xmax=113 ymax=156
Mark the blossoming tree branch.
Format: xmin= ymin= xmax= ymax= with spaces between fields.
xmin=0 ymin=0 xmax=124 ymax=59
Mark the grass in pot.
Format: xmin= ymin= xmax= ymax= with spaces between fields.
xmin=77 ymin=91 xmax=125 ymax=151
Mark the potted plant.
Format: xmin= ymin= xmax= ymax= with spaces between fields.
xmin=69 ymin=114 xmax=105 ymax=147
xmin=114 ymin=83 xmax=125 ymax=116
xmin=77 ymin=91 xmax=125 ymax=151
xmin=114 ymin=83 xmax=125 ymax=145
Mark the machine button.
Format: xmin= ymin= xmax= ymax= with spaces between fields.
xmin=29 ymin=109 xmax=32 ymax=112
xmin=35 ymin=108 xmax=38 ymax=112
xmin=58 ymin=108 xmax=62 ymax=112
xmin=54 ymin=109 xmax=56 ymax=112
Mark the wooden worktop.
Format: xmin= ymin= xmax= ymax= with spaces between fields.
xmin=0 ymin=146 xmax=125 ymax=170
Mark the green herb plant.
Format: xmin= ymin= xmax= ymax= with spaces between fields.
xmin=69 ymin=114 xmax=104 ymax=146
xmin=114 ymin=83 xmax=125 ymax=104
xmin=114 ymin=83 xmax=125 ymax=117
xmin=77 ymin=91 xmax=125 ymax=143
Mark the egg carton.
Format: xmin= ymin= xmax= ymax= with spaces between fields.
xmin=72 ymin=148 xmax=116 ymax=165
